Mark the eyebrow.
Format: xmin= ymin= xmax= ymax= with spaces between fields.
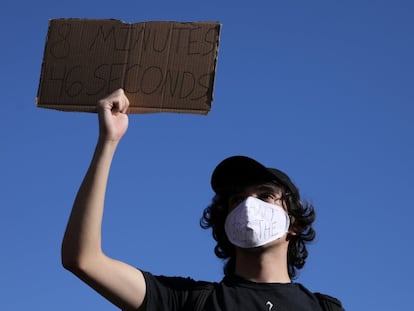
xmin=251 ymin=183 xmax=282 ymax=193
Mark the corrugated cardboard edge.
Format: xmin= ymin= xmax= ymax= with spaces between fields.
xmin=36 ymin=18 xmax=221 ymax=116
xmin=34 ymin=102 xmax=210 ymax=115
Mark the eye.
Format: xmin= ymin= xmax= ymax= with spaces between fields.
xmin=258 ymin=192 xmax=280 ymax=204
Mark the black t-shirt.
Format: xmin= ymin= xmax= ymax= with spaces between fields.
xmin=142 ymin=271 xmax=324 ymax=311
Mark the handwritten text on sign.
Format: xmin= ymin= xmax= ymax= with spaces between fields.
xmin=38 ymin=19 xmax=221 ymax=114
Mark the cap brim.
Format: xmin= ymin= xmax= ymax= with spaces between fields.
xmin=211 ymin=156 xmax=297 ymax=197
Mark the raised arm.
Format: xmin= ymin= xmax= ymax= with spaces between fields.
xmin=61 ymin=89 xmax=146 ymax=310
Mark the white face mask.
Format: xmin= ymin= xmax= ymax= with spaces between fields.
xmin=224 ymin=196 xmax=290 ymax=248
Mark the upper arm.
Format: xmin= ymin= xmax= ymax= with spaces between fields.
xmin=69 ymin=253 xmax=147 ymax=311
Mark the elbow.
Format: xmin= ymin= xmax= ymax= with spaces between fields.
xmin=61 ymin=235 xmax=79 ymax=271
xmin=61 ymin=249 xmax=82 ymax=273
xmin=61 ymin=244 xmax=102 ymax=276
xmin=61 ymin=242 xmax=87 ymax=273
xmin=61 ymin=253 xmax=94 ymax=278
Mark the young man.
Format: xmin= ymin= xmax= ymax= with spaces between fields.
xmin=61 ymin=89 xmax=344 ymax=310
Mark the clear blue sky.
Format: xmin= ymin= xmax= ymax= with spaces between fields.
xmin=1 ymin=1 xmax=413 ymax=310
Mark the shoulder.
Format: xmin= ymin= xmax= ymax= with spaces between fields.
xmin=141 ymin=271 xmax=216 ymax=310
xmin=295 ymin=283 xmax=344 ymax=311
xmin=142 ymin=271 xmax=215 ymax=291
xmin=314 ymin=292 xmax=345 ymax=311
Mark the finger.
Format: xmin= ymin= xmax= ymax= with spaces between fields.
xmin=112 ymin=89 xmax=129 ymax=114
xmin=97 ymin=88 xmax=129 ymax=113
xmin=120 ymin=95 xmax=130 ymax=114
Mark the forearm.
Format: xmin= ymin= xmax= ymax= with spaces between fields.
xmin=61 ymin=139 xmax=119 ymax=268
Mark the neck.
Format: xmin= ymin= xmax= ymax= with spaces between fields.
xmin=233 ymin=242 xmax=291 ymax=283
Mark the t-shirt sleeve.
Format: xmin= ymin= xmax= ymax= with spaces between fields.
xmin=141 ymin=271 xmax=212 ymax=311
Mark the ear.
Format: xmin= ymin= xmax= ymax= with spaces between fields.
xmin=288 ymin=228 xmax=298 ymax=236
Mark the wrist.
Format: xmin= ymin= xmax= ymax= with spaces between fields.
xmin=96 ymin=137 xmax=120 ymax=151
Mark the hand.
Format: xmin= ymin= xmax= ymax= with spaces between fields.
xmin=97 ymin=89 xmax=130 ymax=142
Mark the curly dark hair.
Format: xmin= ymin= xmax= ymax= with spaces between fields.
xmin=200 ymin=182 xmax=316 ymax=279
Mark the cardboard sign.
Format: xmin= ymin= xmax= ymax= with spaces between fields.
xmin=36 ymin=19 xmax=221 ymax=115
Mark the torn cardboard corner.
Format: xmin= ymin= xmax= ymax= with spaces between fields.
xmin=36 ymin=18 xmax=221 ymax=115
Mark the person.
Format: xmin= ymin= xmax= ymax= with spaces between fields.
xmin=61 ymin=89 xmax=345 ymax=310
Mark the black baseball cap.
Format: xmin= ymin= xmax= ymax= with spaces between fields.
xmin=211 ymin=156 xmax=298 ymax=198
